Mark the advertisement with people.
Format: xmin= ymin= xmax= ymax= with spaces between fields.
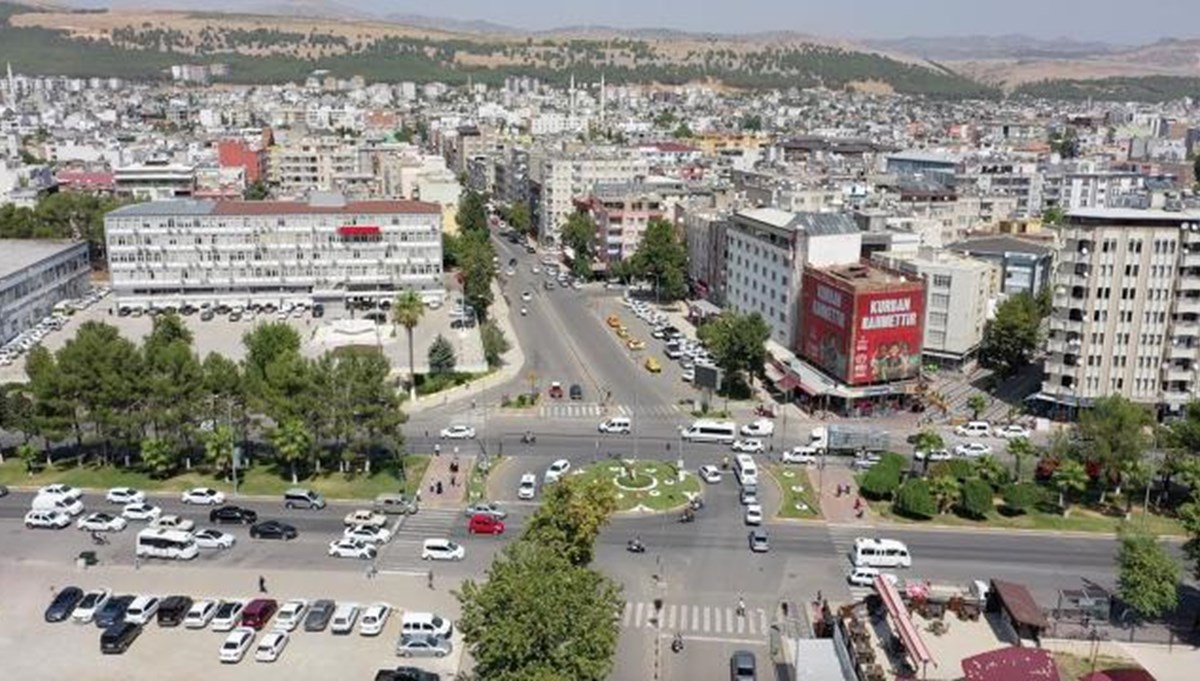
xmin=801 ymin=280 xmax=853 ymax=382
xmin=850 ymin=290 xmax=924 ymax=384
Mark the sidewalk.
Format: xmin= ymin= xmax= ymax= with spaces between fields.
xmin=405 ymin=280 xmax=526 ymax=415
xmin=418 ymin=449 xmax=473 ymax=509
xmin=811 ymin=463 xmax=869 ymax=525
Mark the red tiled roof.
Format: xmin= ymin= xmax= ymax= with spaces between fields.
xmin=650 ymin=142 xmax=698 ymax=153
xmin=211 ymin=200 xmax=441 ymax=216
xmin=55 ymin=171 xmax=115 ymax=187
xmin=961 ymin=647 xmax=1060 ymax=681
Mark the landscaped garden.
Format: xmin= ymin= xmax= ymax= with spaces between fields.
xmin=764 ymin=463 xmax=821 ymax=519
xmin=575 ymin=459 xmax=700 ymax=512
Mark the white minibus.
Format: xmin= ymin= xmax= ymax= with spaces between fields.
xmin=680 ymin=419 xmax=737 ymax=444
xmin=136 ymin=528 xmax=199 ymax=560
xmin=734 ymin=454 xmax=758 ymax=486
xmin=851 ymin=537 xmax=911 ymax=568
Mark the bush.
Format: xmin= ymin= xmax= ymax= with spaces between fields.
xmin=929 ymin=458 xmax=975 ymax=480
xmin=957 ymin=478 xmax=995 ymax=520
xmin=860 ymin=463 xmax=903 ymax=500
xmin=415 ymin=371 xmax=472 ymax=396
xmin=893 ymin=479 xmax=937 ymax=519
xmin=480 ymin=321 xmax=510 ymax=368
xmin=1001 ymin=482 xmax=1044 ymax=516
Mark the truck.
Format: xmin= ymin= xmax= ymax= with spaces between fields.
xmin=807 ymin=425 xmax=890 ymax=454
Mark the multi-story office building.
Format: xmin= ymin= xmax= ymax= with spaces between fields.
xmin=0 ymin=240 xmax=90 ymax=344
xmin=104 ymin=193 xmax=443 ymax=314
xmin=871 ymin=249 xmax=999 ymax=365
xmin=1042 ymin=208 xmax=1200 ymax=415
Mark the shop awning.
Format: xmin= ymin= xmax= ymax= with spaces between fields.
xmin=991 ymin=579 xmax=1049 ymax=632
xmin=875 ymin=574 xmax=933 ymax=668
xmin=777 ymin=374 xmax=804 ymax=392
xmin=764 ymin=364 xmax=786 ymax=384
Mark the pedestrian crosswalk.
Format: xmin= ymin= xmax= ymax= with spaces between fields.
xmin=537 ymin=402 xmax=682 ymax=419
xmin=621 ymin=601 xmax=770 ymax=637
xmin=827 ymin=523 xmax=874 ymax=601
xmin=377 ymin=508 xmax=460 ymax=571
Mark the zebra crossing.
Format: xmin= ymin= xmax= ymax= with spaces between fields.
xmin=537 ymin=402 xmax=682 ymax=419
xmin=377 ymin=508 xmax=461 ymax=571
xmin=828 ymin=523 xmax=874 ymax=601
xmin=621 ymin=601 xmax=770 ymax=638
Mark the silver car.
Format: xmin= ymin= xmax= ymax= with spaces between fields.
xmin=395 ymin=634 xmax=453 ymax=658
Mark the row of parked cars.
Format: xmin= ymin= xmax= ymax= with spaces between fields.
xmin=1 ymin=288 xmax=110 ymax=366
xmin=43 ymin=586 xmax=456 ymax=663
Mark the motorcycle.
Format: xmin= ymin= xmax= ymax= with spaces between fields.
xmin=671 ymin=633 xmax=684 ymax=653
xmin=679 ymin=509 xmax=695 ymax=523
xmin=90 ymin=532 xmax=108 ymax=546
xmin=688 ymin=497 xmax=704 ymax=511
xmin=520 ymin=432 xmax=537 ymax=445
xmin=754 ymin=405 xmax=776 ymax=419
xmin=626 ymin=539 xmax=645 ymax=554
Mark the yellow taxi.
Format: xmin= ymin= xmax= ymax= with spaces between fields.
xmin=606 ymin=314 xmax=621 ymax=328
xmin=616 ymin=326 xmax=630 ymax=339
xmin=644 ymin=357 xmax=662 ymax=373
xmin=627 ymin=338 xmax=646 ymax=351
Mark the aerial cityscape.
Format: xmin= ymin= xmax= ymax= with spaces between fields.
xmin=3 ymin=1 xmax=1200 ymax=680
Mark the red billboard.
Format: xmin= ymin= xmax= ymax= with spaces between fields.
xmin=801 ymin=277 xmax=854 ymax=383
xmin=849 ymin=289 xmax=924 ymax=385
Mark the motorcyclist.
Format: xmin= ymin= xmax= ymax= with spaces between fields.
xmin=672 ymin=632 xmax=684 ymax=652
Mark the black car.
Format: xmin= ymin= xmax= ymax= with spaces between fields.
xmin=250 ymin=520 xmax=298 ymax=540
xmin=304 ymin=599 xmax=336 ymax=632
xmin=100 ymin=621 xmax=143 ymax=655
xmin=209 ymin=505 xmax=258 ymax=525
xmin=94 ymin=595 xmax=135 ymax=629
xmin=375 ymin=667 xmax=441 ymax=681
xmin=44 ymin=586 xmax=84 ymax=623
xmin=569 ymin=384 xmax=583 ymax=400
xmin=156 ymin=595 xmax=193 ymax=627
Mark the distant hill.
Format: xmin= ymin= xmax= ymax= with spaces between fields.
xmin=864 ymin=34 xmax=1120 ymax=61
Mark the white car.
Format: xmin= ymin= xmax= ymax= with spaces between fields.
xmin=544 ymin=459 xmax=571 ymax=484
xmin=329 ymin=539 xmax=378 ymax=560
xmin=219 ymin=627 xmax=256 ymax=663
xmin=439 ymin=425 xmax=476 ymax=439
xmin=343 ymin=509 xmax=388 ymax=528
xmin=105 ymin=487 xmax=145 ymax=505
xmin=181 ymin=487 xmax=226 ymax=505
xmin=744 ymin=504 xmax=764 ymax=525
xmin=38 ymin=484 xmax=83 ymax=501
xmin=698 ymin=465 xmax=722 ymax=484
xmin=847 ymin=566 xmax=899 ymax=588
xmin=914 ymin=449 xmax=953 ymax=462
xmin=517 ymin=473 xmax=537 ymax=500
xmin=993 ymin=424 xmax=1032 ymax=439
xmin=184 ymin=599 xmax=219 ymax=629
xmin=152 ymin=514 xmax=196 ymax=532
xmin=211 ymin=600 xmax=248 ymax=632
xmin=121 ymin=502 xmax=162 ymax=522
xmin=359 ymin=602 xmax=392 ymax=636
xmin=782 ymin=447 xmax=818 ymax=465
xmin=731 ymin=439 xmax=764 ymax=454
xmin=954 ymin=442 xmax=993 ymax=458
xmin=954 ymin=421 xmax=992 ymax=438
xmin=740 ymin=418 xmax=775 ymax=437
xmin=274 ymin=600 xmax=309 ymax=632
xmin=25 ymin=509 xmax=71 ymax=529
xmin=521 ymin=291 xmax=532 ymax=302
xmin=422 ymin=538 xmax=465 ymax=561
xmin=123 ymin=595 xmax=161 ymax=625
xmin=77 ymin=512 xmax=128 ymax=532
xmin=344 ymin=524 xmax=392 ymax=544
xmin=194 ymin=528 xmax=236 ymax=549
xmin=254 ymin=629 xmax=289 ymax=662
xmin=597 ymin=417 xmax=632 ymax=434
xmin=330 ymin=602 xmax=360 ymax=634
xmin=71 ymin=588 xmax=112 ymax=623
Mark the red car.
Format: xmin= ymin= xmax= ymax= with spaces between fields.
xmin=240 ymin=598 xmax=278 ymax=630
xmin=548 ymin=382 xmax=564 ymax=399
xmin=468 ymin=513 xmax=505 ymax=535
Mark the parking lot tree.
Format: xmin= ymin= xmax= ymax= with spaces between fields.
xmin=1053 ymin=459 xmax=1089 ymax=514
xmin=1006 ymin=436 xmax=1038 ymax=481
xmin=629 ymin=217 xmax=688 ymax=302
xmin=22 ymin=347 xmax=73 ymax=460
xmin=271 ymin=418 xmax=312 ymax=485
xmin=481 ymin=321 xmax=511 ymax=368
xmin=201 ymin=352 xmax=244 ymax=427
xmin=139 ymin=437 xmax=177 ymax=478
xmin=859 ymin=458 xmax=903 ymax=500
xmin=928 ymin=474 xmax=960 ymax=515
xmin=562 ymin=211 xmax=597 ymax=279
xmin=973 ymin=455 xmax=1009 ymax=490
xmin=242 ymin=322 xmax=302 ymax=389
xmin=457 ymin=541 xmax=622 ymax=681
xmin=958 ymin=478 xmax=995 ymax=520
xmin=894 ymin=478 xmax=937 ymax=519
xmin=1001 ymin=482 xmax=1044 ymax=516
xmin=1079 ymin=394 xmax=1152 ymax=503
xmin=428 ymin=334 xmax=457 ymax=375
xmin=391 ymin=290 xmax=425 ymax=401
xmin=54 ymin=321 xmax=143 ymax=459
xmin=978 ymin=291 xmax=1042 ymax=378
xmin=913 ymin=428 xmax=945 ymax=454
xmin=522 ymin=477 xmax=618 ymax=567
xmin=696 ymin=311 xmax=770 ymax=397
xmin=143 ymin=315 xmax=203 ymax=452
xmin=1116 ymin=527 xmax=1180 ymax=627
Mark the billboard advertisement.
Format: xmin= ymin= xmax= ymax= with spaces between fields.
xmin=801 ymin=278 xmax=854 ymax=383
xmin=849 ymin=289 xmax=924 ymax=385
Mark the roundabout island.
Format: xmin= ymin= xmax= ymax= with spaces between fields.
xmin=576 ymin=459 xmax=701 ymax=513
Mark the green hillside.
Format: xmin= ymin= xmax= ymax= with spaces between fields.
xmin=1014 ymin=76 xmax=1200 ymax=102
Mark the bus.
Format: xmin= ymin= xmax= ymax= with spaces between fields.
xmin=680 ymin=419 xmax=737 ymax=444
xmin=136 ymin=528 xmax=199 ymax=561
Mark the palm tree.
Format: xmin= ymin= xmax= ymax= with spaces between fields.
xmin=272 ymin=418 xmax=312 ymax=485
xmin=392 ymin=290 xmax=425 ymax=402
xmin=974 ymin=455 xmax=1008 ymax=489
xmin=204 ymin=424 xmax=236 ymax=480
xmin=967 ymin=394 xmax=988 ymax=420
xmin=1007 ymin=436 xmax=1037 ymax=482
xmin=1053 ymin=460 xmax=1089 ymax=515
xmin=929 ymin=474 xmax=961 ymax=515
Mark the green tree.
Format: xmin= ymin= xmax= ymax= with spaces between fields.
xmin=1053 ymin=459 xmax=1089 ymax=513
xmin=271 ymin=418 xmax=312 ymax=484
xmin=894 ymin=478 xmax=937 ymax=519
xmin=740 ymin=114 xmax=762 ymax=131
xmin=672 ymin=122 xmax=693 ymax=138
xmin=696 ymin=311 xmax=770 ymax=397
xmin=958 ymin=478 xmax=995 ymax=519
xmin=480 ymin=321 xmax=510 ymax=368
xmin=653 ymin=110 xmax=677 ymax=129
xmin=428 ymin=334 xmax=457 ymax=374
xmin=522 ymin=476 xmax=618 ymax=567
xmin=242 ymin=180 xmax=269 ymax=200
xmin=1006 ymin=436 xmax=1038 ymax=481
xmin=1116 ymin=527 xmax=1180 ymax=626
xmin=913 ymin=428 xmax=945 ymax=455
xmin=1180 ymin=500 xmax=1200 ymax=580
xmin=204 ymin=424 xmax=236 ymax=480
xmin=967 ymin=394 xmax=988 ymax=420
xmin=1049 ymin=127 xmax=1080 ymax=158
xmin=973 ymin=454 xmax=1009 ymax=490
xmin=139 ymin=437 xmax=177 ymax=478
xmin=508 ymin=201 xmax=531 ymax=237
xmin=456 ymin=541 xmax=622 ymax=681
xmin=22 ymin=346 xmax=74 ymax=460
xmin=628 ymin=217 xmax=688 ymax=302
xmin=1001 ymin=482 xmax=1044 ymax=516
xmin=456 ymin=189 xmax=488 ymax=236
xmin=928 ymin=474 xmax=960 ymax=515
xmin=979 ymin=292 xmax=1043 ymax=378
xmin=859 ymin=456 xmax=904 ymax=500
xmin=562 ymin=211 xmax=597 ymax=279
xmin=54 ymin=321 xmax=143 ymax=458
xmin=391 ymin=290 xmax=425 ymax=401
xmin=1079 ymin=394 xmax=1152 ymax=503
xmin=457 ymin=231 xmax=497 ymax=320
xmin=242 ymin=322 xmax=301 ymax=387
xmin=201 ymin=352 xmax=244 ymax=427
xmin=16 ymin=442 xmax=40 ymax=475
xmin=1042 ymin=205 xmax=1065 ymax=226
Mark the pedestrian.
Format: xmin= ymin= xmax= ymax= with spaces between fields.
xmin=427 ymin=569 xmax=434 ymax=590
xmin=428 ymin=482 xmax=435 ymax=494
xmin=424 ymin=429 xmax=429 ymax=439
xmin=434 ymin=443 xmax=441 ymax=456
xmin=258 ymin=575 xmax=267 ymax=593
xmin=817 ymin=590 xmax=823 ymax=605
xmin=450 ymin=474 xmax=457 ymax=487
xmin=737 ymin=596 xmax=746 ymax=618
xmin=134 ymin=555 xmax=141 ymax=570
xmin=367 ymin=562 xmax=378 ymax=580
xmin=436 ymin=481 xmax=443 ymax=495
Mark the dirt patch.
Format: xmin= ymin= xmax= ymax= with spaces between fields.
xmin=847 ymin=79 xmax=895 ymax=94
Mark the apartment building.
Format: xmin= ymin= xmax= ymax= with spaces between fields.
xmin=1042 ymin=208 xmax=1200 ymax=414
xmin=268 ymin=138 xmax=365 ymax=198
xmin=536 ymin=152 xmax=648 ymax=244
xmin=0 ymin=240 xmax=90 ymax=345
xmin=104 ymin=193 xmax=443 ymax=313
xmin=113 ymin=161 xmax=196 ymax=201
xmin=725 ymin=208 xmax=860 ymax=350
xmin=871 ymin=249 xmax=999 ymax=364
xmin=573 ymin=183 xmax=668 ymax=264
xmin=947 ymin=236 xmax=1054 ymax=296
xmin=681 ymin=208 xmax=729 ymax=304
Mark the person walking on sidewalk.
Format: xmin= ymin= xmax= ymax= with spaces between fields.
xmin=427 ymin=569 xmax=434 ymax=590
xmin=737 ymin=595 xmax=746 ymax=618
xmin=258 ymin=575 xmax=267 ymax=593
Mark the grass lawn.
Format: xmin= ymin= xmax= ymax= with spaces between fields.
xmin=868 ymin=497 xmax=1184 ymax=535
xmin=0 ymin=455 xmax=429 ymax=501
xmin=467 ymin=456 xmax=504 ymax=502
xmin=764 ymin=463 xmax=821 ymax=519
xmin=576 ymin=459 xmax=700 ymax=512
xmin=1054 ymin=651 xmax=1140 ymax=680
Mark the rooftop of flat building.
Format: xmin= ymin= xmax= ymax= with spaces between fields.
xmin=947 ymin=235 xmax=1054 ymax=256
xmin=735 ymin=208 xmax=858 ymax=236
xmin=1067 ymin=207 xmax=1200 ymax=222
xmin=108 ymin=196 xmax=442 ymax=218
xmin=0 ymin=239 xmax=86 ymax=281
xmin=811 ymin=262 xmax=922 ymax=292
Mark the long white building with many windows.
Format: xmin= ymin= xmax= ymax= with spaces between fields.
xmin=104 ymin=193 xmax=443 ymax=311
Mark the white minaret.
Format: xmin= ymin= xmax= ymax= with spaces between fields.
xmin=6 ymin=62 xmax=14 ymax=101
xmin=600 ymin=73 xmax=606 ymax=126
xmin=569 ymin=73 xmax=576 ymax=116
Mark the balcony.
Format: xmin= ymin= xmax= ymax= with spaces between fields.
xmin=1174 ymin=321 xmax=1200 ymax=337
xmin=1169 ymin=345 xmax=1198 ymax=361
xmin=1179 ymin=273 xmax=1200 ymax=292
xmin=1163 ymin=365 xmax=1195 ymax=383
xmin=1184 ymin=251 xmax=1200 ymax=268
xmin=1177 ymin=298 xmax=1200 ymax=315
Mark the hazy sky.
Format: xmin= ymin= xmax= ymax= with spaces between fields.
xmin=373 ymin=0 xmax=1196 ymax=43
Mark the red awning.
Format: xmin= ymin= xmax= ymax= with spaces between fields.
xmin=338 ymin=225 xmax=381 ymax=236
xmin=875 ymin=574 xmax=933 ymax=667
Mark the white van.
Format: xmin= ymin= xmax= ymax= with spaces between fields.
xmin=598 ymin=417 xmax=632 ymax=434
xmin=400 ymin=611 xmax=453 ymax=638
xmin=954 ymin=421 xmax=991 ymax=438
xmin=31 ymin=494 xmax=84 ymax=516
xmin=734 ymin=454 xmax=758 ymax=486
xmin=680 ymin=420 xmax=737 ymax=444
xmin=851 ymin=537 xmax=911 ymax=568
xmin=136 ymin=528 xmax=199 ymax=560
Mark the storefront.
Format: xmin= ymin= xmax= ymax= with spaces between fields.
xmin=764 ymin=340 xmax=922 ymax=417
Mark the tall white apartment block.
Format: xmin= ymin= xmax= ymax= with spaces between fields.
xmin=538 ymin=153 xmax=647 ymax=244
